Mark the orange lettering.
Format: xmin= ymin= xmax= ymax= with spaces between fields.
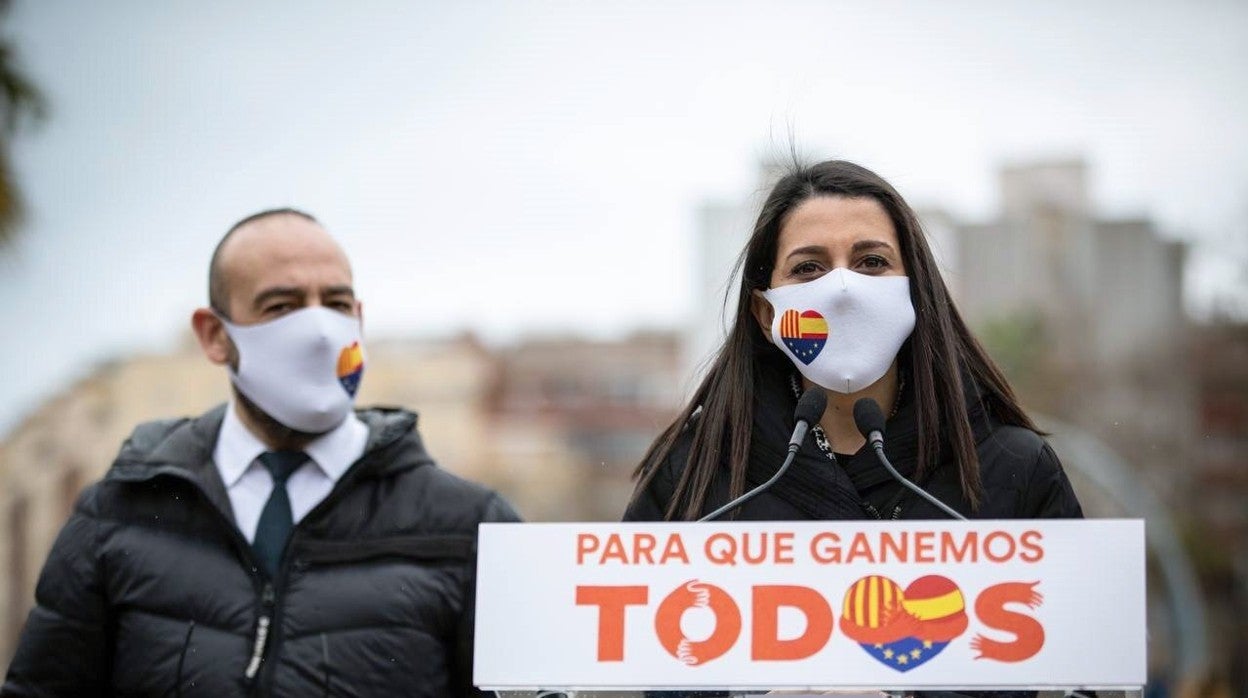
xmin=940 ymin=531 xmax=977 ymax=563
xmin=810 ymin=532 xmax=841 ymax=563
xmin=880 ymin=531 xmax=908 ymax=563
xmin=845 ymin=533 xmax=876 ymax=564
xmin=742 ymin=533 xmax=768 ymax=564
xmin=635 ymin=533 xmax=656 ymax=565
xmin=660 ymin=533 xmax=690 ymax=564
xmin=751 ymin=585 xmax=833 ymax=660
xmin=576 ymin=533 xmax=599 ymax=565
xmin=970 ymin=581 xmax=1045 ymax=662
xmin=774 ymin=532 xmax=795 ymax=564
xmin=602 ymin=534 xmax=628 ymax=564
xmin=575 ymin=585 xmax=648 ymax=661
xmin=655 ymin=580 xmax=741 ymax=666
xmin=983 ymin=531 xmax=1017 ymax=563
xmin=913 ymin=531 xmax=935 ymax=562
xmin=1019 ymin=530 xmax=1044 ymax=563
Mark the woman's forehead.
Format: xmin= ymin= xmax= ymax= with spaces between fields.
xmin=776 ymin=196 xmax=898 ymax=254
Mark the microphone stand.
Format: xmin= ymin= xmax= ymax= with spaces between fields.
xmin=698 ymin=387 xmax=824 ymax=523
xmin=696 ymin=443 xmax=802 ymax=523
xmin=867 ymin=437 xmax=966 ymax=521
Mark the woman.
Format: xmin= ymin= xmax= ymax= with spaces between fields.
xmin=625 ymin=159 xmax=1084 ymax=524
xmin=624 ymin=160 xmax=1085 ymax=698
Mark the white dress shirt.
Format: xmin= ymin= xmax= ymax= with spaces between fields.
xmin=214 ymin=403 xmax=369 ymax=543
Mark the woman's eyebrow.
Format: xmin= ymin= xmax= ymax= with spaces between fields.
xmin=782 ymin=245 xmax=827 ymax=261
xmin=851 ymin=239 xmax=896 ymax=254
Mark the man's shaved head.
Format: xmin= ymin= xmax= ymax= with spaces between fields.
xmin=208 ymin=208 xmax=320 ymax=317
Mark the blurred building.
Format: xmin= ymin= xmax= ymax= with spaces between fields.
xmin=492 ymin=331 xmax=684 ymax=519
xmin=0 ymin=331 xmax=682 ymax=672
xmin=933 ymin=160 xmax=1248 ymax=692
xmin=685 ymin=159 xmax=789 ymax=382
xmin=954 ymin=160 xmax=1186 ymax=362
xmin=921 ymin=160 xmax=1195 ymax=505
xmin=1190 ymin=321 xmax=1248 ymax=555
xmin=686 ymin=198 xmax=751 ymax=379
xmin=1190 ymin=321 xmax=1248 ymax=692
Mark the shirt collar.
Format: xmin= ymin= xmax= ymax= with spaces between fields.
xmin=302 ymin=410 xmax=369 ymax=482
xmin=214 ymin=403 xmax=369 ymax=487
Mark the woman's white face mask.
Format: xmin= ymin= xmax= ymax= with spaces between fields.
xmin=221 ymin=306 xmax=365 ymax=433
xmin=762 ymin=268 xmax=915 ymax=394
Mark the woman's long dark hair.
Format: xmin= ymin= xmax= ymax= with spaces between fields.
xmin=631 ymin=159 xmax=1037 ymax=520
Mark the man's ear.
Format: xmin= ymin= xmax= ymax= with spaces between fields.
xmin=749 ymin=290 xmax=775 ymax=344
xmin=191 ymin=308 xmax=232 ymax=366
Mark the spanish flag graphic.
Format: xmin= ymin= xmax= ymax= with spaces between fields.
xmin=336 ymin=341 xmax=364 ymax=396
xmin=840 ymin=575 xmax=968 ymax=672
xmin=778 ymin=309 xmax=828 ymax=365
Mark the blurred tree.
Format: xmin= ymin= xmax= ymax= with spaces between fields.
xmin=0 ymin=0 xmax=45 ymax=247
xmin=977 ymin=309 xmax=1047 ymax=383
xmin=975 ymin=308 xmax=1064 ymax=413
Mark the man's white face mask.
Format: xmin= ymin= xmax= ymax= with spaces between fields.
xmin=762 ymin=268 xmax=915 ymax=394
xmin=221 ymin=306 xmax=365 ymax=433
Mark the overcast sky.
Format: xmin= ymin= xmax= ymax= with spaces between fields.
xmin=2 ymin=0 xmax=1246 ymax=434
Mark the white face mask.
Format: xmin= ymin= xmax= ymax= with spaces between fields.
xmin=762 ymin=268 xmax=915 ymax=394
xmin=221 ymin=307 xmax=365 ymax=433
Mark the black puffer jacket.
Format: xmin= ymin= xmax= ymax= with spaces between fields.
xmin=3 ymin=405 xmax=520 ymax=698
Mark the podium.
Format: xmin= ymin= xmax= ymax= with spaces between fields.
xmin=473 ymin=520 xmax=1145 ymax=694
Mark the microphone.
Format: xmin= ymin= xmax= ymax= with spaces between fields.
xmin=698 ymin=387 xmax=827 ymax=522
xmin=852 ymin=398 xmax=967 ymax=521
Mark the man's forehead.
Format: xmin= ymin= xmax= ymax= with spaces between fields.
xmin=219 ymin=215 xmax=352 ymax=273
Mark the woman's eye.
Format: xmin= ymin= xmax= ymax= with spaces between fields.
xmin=858 ymin=255 xmax=890 ymax=271
xmin=791 ymin=260 xmax=825 ymax=277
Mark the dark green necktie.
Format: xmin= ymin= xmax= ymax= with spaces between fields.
xmin=252 ymin=451 xmax=307 ymax=578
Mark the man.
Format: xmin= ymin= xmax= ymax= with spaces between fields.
xmin=3 ymin=209 xmax=520 ymax=697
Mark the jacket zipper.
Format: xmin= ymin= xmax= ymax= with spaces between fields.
xmin=861 ymin=501 xmax=904 ymax=520
xmin=252 ymin=444 xmax=410 ymax=695
xmin=244 ymin=583 xmax=275 ymax=681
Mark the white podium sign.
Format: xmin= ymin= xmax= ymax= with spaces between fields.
xmin=474 ymin=520 xmax=1145 ymax=691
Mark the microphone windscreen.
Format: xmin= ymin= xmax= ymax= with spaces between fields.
xmin=853 ymin=398 xmax=887 ymax=439
xmin=794 ymin=387 xmax=828 ymax=426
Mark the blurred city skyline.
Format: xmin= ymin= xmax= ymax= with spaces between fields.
xmin=2 ymin=0 xmax=1246 ymax=434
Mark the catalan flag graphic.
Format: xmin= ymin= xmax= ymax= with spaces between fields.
xmin=840 ymin=574 xmax=968 ymax=672
xmin=336 ymin=341 xmax=364 ymax=396
xmin=778 ymin=309 xmax=828 ymax=365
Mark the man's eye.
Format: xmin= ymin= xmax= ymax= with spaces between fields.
xmin=264 ymin=303 xmax=294 ymax=314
